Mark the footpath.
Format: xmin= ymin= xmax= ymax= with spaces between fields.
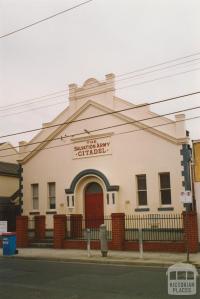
xmin=1 ymin=248 xmax=200 ymax=267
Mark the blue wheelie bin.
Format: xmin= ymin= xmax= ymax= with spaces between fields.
xmin=2 ymin=232 xmax=16 ymax=256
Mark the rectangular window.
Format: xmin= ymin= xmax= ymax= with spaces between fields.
xmin=159 ymin=172 xmax=171 ymax=205
xmin=67 ymin=196 xmax=70 ymax=207
xmin=136 ymin=174 xmax=147 ymax=206
xmin=48 ymin=182 xmax=56 ymax=209
xmin=31 ymin=184 xmax=39 ymax=210
xmin=107 ymin=193 xmax=109 ymax=205
xmin=112 ymin=193 xmax=115 ymax=204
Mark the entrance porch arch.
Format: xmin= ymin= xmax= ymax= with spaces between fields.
xmin=65 ymin=169 xmax=119 ymax=195
xmin=65 ymin=169 xmax=119 ymax=217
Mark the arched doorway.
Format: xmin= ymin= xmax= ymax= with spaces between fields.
xmin=85 ymin=182 xmax=104 ymax=228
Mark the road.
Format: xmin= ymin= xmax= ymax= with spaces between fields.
xmin=0 ymin=258 xmax=199 ymax=299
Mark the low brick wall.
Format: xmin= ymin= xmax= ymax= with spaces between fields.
xmin=54 ymin=215 xmax=66 ymax=249
xmin=12 ymin=212 xmax=197 ymax=253
xmin=60 ymin=212 xmax=198 ymax=252
xmin=63 ymin=239 xmax=185 ymax=252
xmin=16 ymin=216 xmax=28 ymax=248
xmin=124 ymin=241 xmax=185 ymax=252
xmin=183 ymin=212 xmax=198 ymax=253
xmin=63 ymin=240 xmax=113 ymax=250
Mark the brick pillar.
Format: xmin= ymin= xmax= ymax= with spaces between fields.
xmin=111 ymin=213 xmax=125 ymax=250
xmin=70 ymin=214 xmax=83 ymax=239
xmin=53 ymin=214 xmax=66 ymax=249
xmin=35 ymin=215 xmax=46 ymax=240
xmin=16 ymin=216 xmax=28 ymax=248
xmin=183 ymin=211 xmax=198 ymax=253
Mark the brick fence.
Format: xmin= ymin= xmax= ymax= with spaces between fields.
xmin=4 ymin=211 xmax=199 ymax=253
xmin=16 ymin=215 xmax=28 ymax=247
xmin=62 ymin=212 xmax=199 ymax=253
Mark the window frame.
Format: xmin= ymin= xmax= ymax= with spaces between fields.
xmin=31 ymin=183 xmax=39 ymax=210
xmin=159 ymin=172 xmax=172 ymax=205
xmin=48 ymin=182 xmax=56 ymax=210
xmin=136 ymin=174 xmax=148 ymax=206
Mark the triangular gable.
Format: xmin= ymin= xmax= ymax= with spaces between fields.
xmin=19 ymin=100 xmax=182 ymax=164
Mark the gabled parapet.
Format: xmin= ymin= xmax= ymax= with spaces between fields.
xmin=69 ymin=73 xmax=115 ymax=102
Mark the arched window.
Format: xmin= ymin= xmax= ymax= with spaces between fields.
xmin=85 ymin=182 xmax=102 ymax=194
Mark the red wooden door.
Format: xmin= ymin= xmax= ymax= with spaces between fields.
xmin=85 ymin=183 xmax=104 ymax=228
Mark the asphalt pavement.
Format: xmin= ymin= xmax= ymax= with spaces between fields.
xmin=0 ymin=258 xmax=199 ymax=299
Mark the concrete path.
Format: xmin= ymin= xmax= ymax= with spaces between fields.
xmin=1 ymin=248 xmax=200 ymax=267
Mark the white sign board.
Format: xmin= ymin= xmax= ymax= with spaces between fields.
xmin=167 ymin=263 xmax=198 ymax=296
xmin=73 ymin=136 xmax=112 ymax=159
xmin=180 ymin=191 xmax=192 ymax=204
xmin=0 ymin=221 xmax=7 ymax=233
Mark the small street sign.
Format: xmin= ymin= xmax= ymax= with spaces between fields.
xmin=0 ymin=221 xmax=7 ymax=233
xmin=180 ymin=191 xmax=192 ymax=204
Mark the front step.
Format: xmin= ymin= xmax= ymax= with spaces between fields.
xmin=29 ymin=238 xmax=53 ymax=248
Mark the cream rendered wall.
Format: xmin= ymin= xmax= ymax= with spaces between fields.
xmin=20 ymin=74 xmax=183 ymax=161
xmin=19 ymin=91 xmax=115 ymax=159
xmin=0 ymin=176 xmax=19 ymax=197
xmin=22 ymin=104 xmax=184 ymax=227
xmin=21 ymin=74 xmax=187 ymax=228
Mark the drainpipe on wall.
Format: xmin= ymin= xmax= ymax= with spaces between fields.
xmin=19 ymin=164 xmax=23 ymax=215
xmin=180 ymin=143 xmax=193 ymax=211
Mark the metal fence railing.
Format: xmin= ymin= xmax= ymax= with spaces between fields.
xmin=125 ymin=214 xmax=184 ymax=241
xmin=66 ymin=216 xmax=112 ymax=240
xmin=28 ymin=218 xmax=51 ymax=240
xmin=27 ymin=213 xmax=184 ymax=242
xmin=28 ymin=219 xmax=35 ymax=239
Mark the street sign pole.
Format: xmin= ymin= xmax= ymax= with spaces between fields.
xmin=180 ymin=191 xmax=192 ymax=263
xmin=86 ymin=228 xmax=91 ymax=257
xmin=185 ymin=204 xmax=190 ymax=263
xmin=138 ymin=228 xmax=143 ymax=259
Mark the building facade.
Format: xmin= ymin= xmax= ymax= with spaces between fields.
xmin=0 ymin=143 xmax=20 ymax=230
xmin=19 ymin=74 xmax=189 ymax=228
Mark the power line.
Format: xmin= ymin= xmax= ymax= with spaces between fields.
xmin=1 ymin=51 xmax=200 ymax=111
xmin=117 ymin=57 xmax=200 ymax=84
xmin=115 ymin=115 xmax=199 ymax=137
xmin=0 ymin=0 xmax=94 ymax=39
xmin=0 ymin=112 xmax=199 ymax=159
xmin=0 ymin=91 xmax=68 ymax=112
xmin=0 ymin=65 xmax=200 ymax=119
xmin=117 ymin=51 xmax=200 ymax=78
xmin=0 ymin=90 xmax=199 ymax=139
xmin=0 ymin=99 xmax=67 ymax=119
xmin=117 ymin=67 xmax=200 ymax=92
xmin=0 ymin=98 xmax=200 ymax=153
xmin=73 ymin=105 xmax=200 ymax=136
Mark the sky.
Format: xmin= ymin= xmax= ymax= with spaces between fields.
xmin=0 ymin=0 xmax=200 ymax=148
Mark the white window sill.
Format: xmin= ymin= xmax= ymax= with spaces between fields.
xmin=29 ymin=210 xmax=40 ymax=215
xmin=46 ymin=209 xmax=57 ymax=215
